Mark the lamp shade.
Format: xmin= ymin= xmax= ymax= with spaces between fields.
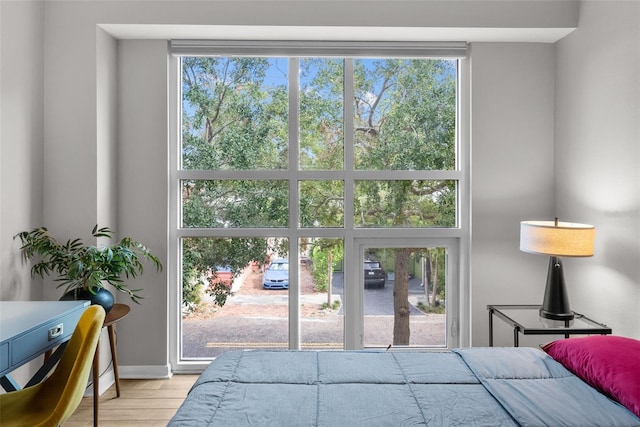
xmin=520 ymin=220 xmax=595 ymax=257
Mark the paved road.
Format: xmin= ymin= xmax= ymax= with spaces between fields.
xmin=331 ymin=272 xmax=430 ymax=315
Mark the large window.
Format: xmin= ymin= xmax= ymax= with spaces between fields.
xmin=170 ymin=42 xmax=468 ymax=371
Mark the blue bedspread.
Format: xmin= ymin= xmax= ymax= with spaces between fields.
xmin=168 ymin=348 xmax=640 ymax=426
xmin=454 ymin=347 xmax=640 ymax=427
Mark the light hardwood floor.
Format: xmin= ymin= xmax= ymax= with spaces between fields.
xmin=63 ymin=375 xmax=198 ymax=427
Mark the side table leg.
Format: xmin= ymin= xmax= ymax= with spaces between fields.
xmin=513 ymin=328 xmax=519 ymax=347
xmin=488 ymin=309 xmax=494 ymax=347
xmin=108 ymin=324 xmax=122 ymax=397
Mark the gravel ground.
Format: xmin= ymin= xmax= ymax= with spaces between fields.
xmin=182 ymin=264 xmax=445 ymax=358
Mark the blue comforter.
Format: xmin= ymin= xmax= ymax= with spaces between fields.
xmin=168 ymin=348 xmax=640 ymax=426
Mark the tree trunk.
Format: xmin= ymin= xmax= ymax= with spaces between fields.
xmin=327 ymin=250 xmax=333 ymax=305
xmin=430 ymin=251 xmax=439 ymax=307
xmin=393 ymin=248 xmax=411 ymax=345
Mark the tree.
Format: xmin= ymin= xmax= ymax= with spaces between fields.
xmin=181 ymin=57 xmax=290 ymax=307
xmin=393 ymin=248 xmax=412 ymax=343
xmin=181 ymin=57 xmax=289 ymax=230
xmin=181 ymin=237 xmax=272 ymax=307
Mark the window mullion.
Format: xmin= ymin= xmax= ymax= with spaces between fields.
xmin=343 ymin=58 xmax=362 ymax=349
xmin=289 ymin=58 xmax=301 ymax=350
xmin=344 ymin=58 xmax=355 ymax=232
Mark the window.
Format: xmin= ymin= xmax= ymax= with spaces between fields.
xmin=170 ymin=42 xmax=468 ymax=372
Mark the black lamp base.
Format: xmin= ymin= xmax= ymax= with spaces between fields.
xmin=539 ymin=308 xmax=574 ymax=321
xmin=540 ymin=256 xmax=574 ymax=321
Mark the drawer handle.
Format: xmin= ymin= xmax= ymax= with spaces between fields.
xmin=48 ymin=324 xmax=63 ymax=340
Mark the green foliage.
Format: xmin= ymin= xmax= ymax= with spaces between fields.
xmin=182 ymin=180 xmax=289 ymax=228
xmin=299 ymin=180 xmax=344 ymax=228
xmin=182 ymin=280 xmax=203 ymax=311
xmin=321 ymin=300 xmax=341 ymax=311
xmin=181 ymin=56 xmax=456 ymax=232
xmin=353 ymin=59 xmax=456 ymax=171
xmin=208 ymin=281 xmax=233 ymax=307
xmin=15 ymin=225 xmax=162 ymax=304
xmin=355 ymin=180 xmax=456 ymax=227
xmin=417 ymin=301 xmax=445 ymax=314
xmin=352 ymin=59 xmax=457 ymax=228
xmin=429 ymin=247 xmax=447 ymax=302
xmin=182 ymin=57 xmax=288 ymax=171
xmin=181 ymin=237 xmax=272 ymax=307
xmin=310 ymin=240 xmax=344 ymax=292
xmin=299 ymin=58 xmax=344 ymax=170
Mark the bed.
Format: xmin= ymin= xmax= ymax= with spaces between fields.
xmin=169 ymin=336 xmax=640 ymax=426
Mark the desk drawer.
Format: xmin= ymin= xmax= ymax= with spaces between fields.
xmin=12 ymin=308 xmax=86 ymax=367
xmin=0 ymin=342 xmax=8 ymax=373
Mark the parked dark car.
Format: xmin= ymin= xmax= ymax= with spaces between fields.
xmin=364 ymin=260 xmax=385 ymax=289
xmin=262 ymin=258 xmax=289 ymax=290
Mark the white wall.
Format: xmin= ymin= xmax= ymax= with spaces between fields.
xmin=2 ymin=0 xmax=638 ymax=380
xmin=555 ymin=1 xmax=640 ymax=338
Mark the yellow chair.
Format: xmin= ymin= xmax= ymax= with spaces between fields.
xmin=0 ymin=305 xmax=106 ymax=427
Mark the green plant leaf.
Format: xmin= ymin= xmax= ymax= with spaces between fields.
xmin=14 ymin=225 xmax=162 ymax=304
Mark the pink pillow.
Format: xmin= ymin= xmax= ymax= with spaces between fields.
xmin=542 ymin=335 xmax=640 ymax=418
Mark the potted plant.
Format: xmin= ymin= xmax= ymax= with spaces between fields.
xmin=15 ymin=225 xmax=162 ymax=312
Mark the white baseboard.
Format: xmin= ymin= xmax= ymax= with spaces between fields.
xmin=84 ymin=368 xmax=115 ymax=397
xmin=81 ymin=364 xmax=172 ymax=396
xmin=119 ymin=364 xmax=173 ymax=379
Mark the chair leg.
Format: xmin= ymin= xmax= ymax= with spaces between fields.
xmin=93 ymin=340 xmax=99 ymax=427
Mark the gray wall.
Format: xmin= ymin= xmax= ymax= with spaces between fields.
xmin=0 ymin=0 xmax=44 ymax=301
xmin=470 ymin=43 xmax=557 ymax=346
xmin=1 ymin=0 xmax=638 ymax=380
xmin=555 ymin=1 xmax=640 ymax=336
xmin=0 ymin=0 xmax=46 ymax=386
xmin=116 ymin=40 xmax=169 ymax=370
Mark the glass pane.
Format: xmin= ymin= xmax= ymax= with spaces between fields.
xmin=362 ymin=247 xmax=447 ymax=348
xmin=181 ymin=57 xmax=288 ymax=170
xmin=299 ymin=180 xmax=344 ymax=228
xmin=182 ymin=180 xmax=288 ymax=228
xmin=354 ymin=180 xmax=456 ymax=227
xmin=300 ymin=238 xmax=344 ymax=349
xmin=353 ymin=59 xmax=457 ymax=171
xmin=299 ymin=58 xmax=344 ymax=170
xmin=181 ymin=237 xmax=289 ymax=358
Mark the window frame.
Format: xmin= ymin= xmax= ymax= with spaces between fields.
xmin=169 ymin=43 xmax=470 ymax=373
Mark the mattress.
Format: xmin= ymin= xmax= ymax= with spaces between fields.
xmin=168 ymin=347 xmax=640 ymax=426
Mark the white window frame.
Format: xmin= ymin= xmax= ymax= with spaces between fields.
xmin=169 ymin=43 xmax=470 ymax=373
xmin=350 ymin=238 xmax=460 ymax=350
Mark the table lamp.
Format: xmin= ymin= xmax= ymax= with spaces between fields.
xmin=520 ymin=218 xmax=595 ymax=321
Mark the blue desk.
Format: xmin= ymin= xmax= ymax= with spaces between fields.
xmin=0 ymin=300 xmax=89 ymax=390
